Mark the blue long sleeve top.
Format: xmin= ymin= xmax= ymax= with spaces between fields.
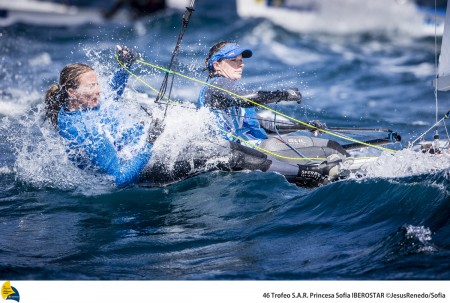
xmin=57 ymin=67 xmax=152 ymax=187
xmin=197 ymin=76 xmax=268 ymax=145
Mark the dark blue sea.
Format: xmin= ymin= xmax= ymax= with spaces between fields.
xmin=1 ymin=0 xmax=450 ymax=281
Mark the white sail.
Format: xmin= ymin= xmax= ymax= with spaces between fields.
xmin=435 ymin=0 xmax=450 ymax=90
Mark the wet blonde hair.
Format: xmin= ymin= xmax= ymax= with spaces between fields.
xmin=44 ymin=63 xmax=94 ymax=127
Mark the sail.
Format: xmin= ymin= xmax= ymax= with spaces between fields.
xmin=436 ymin=0 xmax=450 ymax=90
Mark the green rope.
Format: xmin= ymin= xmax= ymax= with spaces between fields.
xmin=116 ymin=55 xmax=399 ymax=154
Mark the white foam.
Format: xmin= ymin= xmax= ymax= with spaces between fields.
xmin=0 ymin=166 xmax=12 ymax=174
xmin=0 ymin=88 xmax=41 ymax=117
xmin=3 ymin=103 xmax=114 ymax=194
xmin=15 ymin=123 xmax=112 ymax=192
xmin=404 ymin=224 xmax=437 ymax=252
xmin=361 ymin=148 xmax=450 ymax=178
xmin=150 ymin=105 xmax=229 ymax=171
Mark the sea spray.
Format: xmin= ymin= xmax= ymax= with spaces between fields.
xmin=360 ymin=148 xmax=450 ymax=178
xmin=6 ymin=105 xmax=111 ymax=193
xmin=149 ymin=106 xmax=231 ymax=172
xmin=404 ymin=224 xmax=437 ymax=253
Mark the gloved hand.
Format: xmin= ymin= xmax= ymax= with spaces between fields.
xmin=116 ymin=45 xmax=139 ymax=68
xmin=283 ymin=88 xmax=302 ymax=103
xmin=309 ymin=120 xmax=327 ymax=130
xmin=147 ymin=119 xmax=164 ymax=144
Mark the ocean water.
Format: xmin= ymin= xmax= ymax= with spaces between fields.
xmin=1 ymin=1 xmax=450 ymax=280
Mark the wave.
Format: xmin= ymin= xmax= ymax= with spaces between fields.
xmin=1 ymin=164 xmax=449 ymax=279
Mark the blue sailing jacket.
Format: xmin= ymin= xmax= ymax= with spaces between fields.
xmin=57 ymin=67 xmax=152 ymax=187
xmin=197 ymin=76 xmax=268 ymax=145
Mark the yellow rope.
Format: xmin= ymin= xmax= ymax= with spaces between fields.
xmin=116 ymin=55 xmax=398 ymax=155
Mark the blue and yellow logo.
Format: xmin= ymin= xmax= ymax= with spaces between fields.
xmin=1 ymin=281 xmax=20 ymax=302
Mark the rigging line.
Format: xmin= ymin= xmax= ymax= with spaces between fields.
xmin=119 ymin=53 xmax=399 ymax=153
xmin=113 ymin=65 xmax=319 ymax=160
xmin=115 ymin=53 xmax=184 ymax=107
xmin=116 ymin=55 xmax=388 ymax=160
xmin=151 ymin=97 xmax=397 ymax=140
xmin=409 ymin=110 xmax=450 ymax=146
xmin=145 ymin=96 xmax=396 ymax=134
xmin=116 ymin=58 xmax=330 ymax=160
xmin=133 ymin=58 xmax=398 ymax=153
xmin=443 ymin=119 xmax=450 ymax=142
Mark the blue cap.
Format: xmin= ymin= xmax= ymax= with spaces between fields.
xmin=207 ymin=43 xmax=253 ymax=71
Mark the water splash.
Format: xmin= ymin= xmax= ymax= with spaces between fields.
xmin=3 ymin=106 xmax=113 ymax=194
xmin=1 ymin=58 xmax=228 ymax=194
xmin=0 ymin=88 xmax=41 ymax=117
xmin=404 ymin=224 xmax=437 ymax=253
xmin=361 ymin=149 xmax=450 ymax=178
xmin=150 ymin=105 xmax=230 ymax=171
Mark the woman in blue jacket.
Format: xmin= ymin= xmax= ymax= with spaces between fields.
xmin=44 ymin=46 xmax=156 ymax=187
xmin=198 ymin=41 xmax=302 ymax=146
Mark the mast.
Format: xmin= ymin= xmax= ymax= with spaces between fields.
xmin=156 ymin=0 xmax=196 ymax=115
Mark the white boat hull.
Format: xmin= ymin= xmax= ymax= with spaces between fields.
xmin=236 ymin=0 xmax=445 ymax=36
xmin=0 ymin=0 xmax=103 ymax=26
xmin=0 ymin=0 xmax=189 ymax=27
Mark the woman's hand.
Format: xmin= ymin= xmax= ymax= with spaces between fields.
xmin=116 ymin=45 xmax=139 ymax=68
xmin=308 ymin=120 xmax=327 ymax=136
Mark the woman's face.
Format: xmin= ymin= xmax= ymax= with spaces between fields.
xmin=213 ymin=54 xmax=244 ymax=80
xmin=67 ymin=70 xmax=101 ymax=110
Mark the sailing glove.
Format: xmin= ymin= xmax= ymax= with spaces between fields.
xmin=116 ymin=45 xmax=139 ymax=68
xmin=309 ymin=120 xmax=327 ymax=130
xmin=282 ymin=88 xmax=302 ymax=103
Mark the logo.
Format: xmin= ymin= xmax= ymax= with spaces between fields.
xmin=1 ymin=281 xmax=20 ymax=302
